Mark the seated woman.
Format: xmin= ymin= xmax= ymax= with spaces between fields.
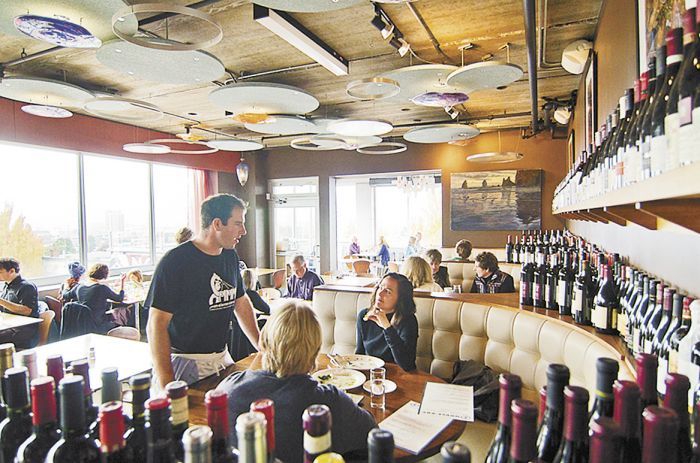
xmin=356 ymin=273 xmax=418 ymax=371
xmin=425 ymin=249 xmax=451 ymax=289
xmin=217 ymin=300 xmax=375 ymax=463
xmin=59 ymin=261 xmax=86 ymax=303
xmin=241 ymin=269 xmax=271 ymax=316
xmin=401 ymin=256 xmax=442 ymax=292
xmin=470 ymin=252 xmax=516 ymax=294
xmin=451 ymin=239 xmax=473 ymax=261
xmin=62 ymin=263 xmax=125 ymax=334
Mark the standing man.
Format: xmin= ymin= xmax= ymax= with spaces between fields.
xmin=146 ymin=194 xmax=260 ymax=389
xmin=286 ymin=255 xmax=324 ymax=300
xmin=0 ymin=257 xmax=40 ymax=348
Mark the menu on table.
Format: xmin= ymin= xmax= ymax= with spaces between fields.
xmin=418 ymin=382 xmax=474 ymax=422
xmin=379 ymin=401 xmax=452 ymax=454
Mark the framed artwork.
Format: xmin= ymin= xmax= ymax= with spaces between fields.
xmin=568 ymin=130 xmax=576 ymax=168
xmin=450 ymin=170 xmax=542 ymax=231
xmin=583 ymin=50 xmax=597 ymax=150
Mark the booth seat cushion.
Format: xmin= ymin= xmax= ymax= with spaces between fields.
xmin=439 ymin=247 xmax=506 ymax=262
xmin=444 ymin=261 xmax=522 ymax=293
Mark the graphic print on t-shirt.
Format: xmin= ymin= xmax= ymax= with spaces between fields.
xmin=208 ymin=273 xmax=237 ymax=311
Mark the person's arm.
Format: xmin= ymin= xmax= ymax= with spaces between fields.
xmin=247 ymin=290 xmax=270 ymax=315
xmin=383 ymin=316 xmax=418 ymax=371
xmin=234 ymin=294 xmax=260 ymax=350
xmin=104 ymin=285 xmax=125 ymax=302
xmin=500 ymin=274 xmax=516 ymax=293
xmin=331 ymin=389 xmax=376 ymax=455
xmin=146 ymin=307 xmax=175 ymax=389
xmin=0 ymin=298 xmax=33 ymax=316
xmin=287 ymin=276 xmax=294 ymax=298
xmin=470 ymin=279 xmax=478 ymax=293
xmin=355 ymin=310 xmax=366 ymax=355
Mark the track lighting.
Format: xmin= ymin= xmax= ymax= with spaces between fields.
xmin=389 ymin=36 xmax=411 ymax=57
xmin=445 ymin=106 xmax=460 ymax=120
xmin=371 ymin=13 xmax=394 ymax=39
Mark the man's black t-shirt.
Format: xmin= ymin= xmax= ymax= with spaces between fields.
xmin=1 ymin=276 xmax=39 ymax=317
xmin=147 ymin=241 xmax=245 ymax=354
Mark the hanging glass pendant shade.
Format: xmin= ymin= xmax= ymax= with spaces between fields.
xmin=237 ymin=158 xmax=250 ymax=186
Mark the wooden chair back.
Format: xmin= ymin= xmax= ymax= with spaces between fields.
xmin=38 ymin=310 xmax=55 ymax=346
xmin=352 ymin=259 xmax=371 ymax=274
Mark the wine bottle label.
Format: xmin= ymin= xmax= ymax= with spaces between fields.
xmin=592 ymin=305 xmax=610 ymax=328
xmin=618 ymin=312 xmax=628 ymax=337
xmin=534 ymin=282 xmax=544 ymax=301
xmin=572 ymin=287 xmax=583 ymax=316
xmin=657 ymin=356 xmax=669 ymax=395
xmin=643 ymin=338 xmax=652 ymax=354
xmin=171 ymin=396 xmax=189 ymax=425
xmin=669 ymin=349 xmax=679 ymax=373
xmin=557 ymin=283 xmax=567 ymax=307
xmin=664 ymin=112 xmax=681 ymax=171
xmin=612 ymin=307 xmax=618 ymax=330
xmin=679 ymin=96 xmax=692 ymax=126
xmin=633 ymin=329 xmax=642 ymax=354
xmin=649 ymin=134 xmax=666 ymax=176
xmin=303 ymin=432 xmax=331 ymax=454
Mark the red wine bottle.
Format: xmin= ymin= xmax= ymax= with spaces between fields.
xmin=251 ymin=398 xmax=277 ymax=463
xmin=0 ymin=344 xmax=16 ymax=424
xmin=537 ymin=364 xmax=570 ymax=462
xmin=641 ymin=46 xmax=666 ymax=179
xmin=572 ymin=259 xmax=592 ymax=325
xmin=632 ymin=277 xmax=652 ymax=354
xmin=589 ymin=417 xmax=622 ymax=463
xmin=640 ymin=281 xmax=664 ymax=354
xmin=546 ymin=252 xmax=561 ymax=312
xmin=660 ymin=293 xmax=686 ymax=395
xmin=71 ymin=360 xmax=99 ymax=431
xmin=442 ymin=441 xmax=471 ymax=462
xmin=46 ymin=355 xmax=63 ymax=420
xmin=303 ymin=405 xmax=331 ymax=463
xmin=520 ymin=252 xmax=535 ymax=306
xmin=613 ymin=380 xmax=642 ymax=463
xmin=166 ymin=381 xmax=189 ymax=461
xmin=124 ymin=374 xmax=150 ymax=462
xmin=534 ymin=249 xmax=548 ymax=309
xmin=691 ymin=402 xmax=700 ymax=463
xmin=669 ymin=297 xmax=694 ymax=374
xmin=99 ymin=401 xmax=132 ymax=462
xmin=506 ymin=235 xmax=514 ymax=264
xmin=592 ymin=265 xmax=618 ymax=334
xmin=589 ymin=357 xmax=619 ymax=427
xmin=651 ymin=288 xmax=675 ymax=356
xmin=552 ymin=386 xmax=589 ymax=463
xmin=16 ymin=377 xmax=61 ymax=463
xmin=662 ymin=374 xmax=692 ymax=463
xmin=636 ymin=354 xmax=659 ymax=411
xmin=205 ymin=390 xmax=236 ymax=463
xmin=368 ymin=428 xmax=395 ymax=463
xmin=0 ymin=366 xmax=32 ymax=463
xmin=509 ymin=399 xmax=538 ymax=463
xmin=678 ymin=4 xmax=700 ymax=166
xmin=642 ymin=406 xmax=679 ymax=463
xmin=557 ymin=252 xmax=575 ymax=316
xmin=145 ymin=397 xmax=177 ymax=463
xmin=46 ymin=375 xmax=100 ymax=463
xmin=485 ymin=374 xmax=523 ymax=463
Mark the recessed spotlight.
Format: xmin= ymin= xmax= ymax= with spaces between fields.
xmin=117 ymin=17 xmax=126 ymax=22
xmin=195 ymin=78 xmax=201 ymax=82
xmin=115 ymin=49 xmax=122 ymax=53
xmin=194 ymin=57 xmax=200 ymax=62
xmin=127 ymin=71 xmax=134 ymax=75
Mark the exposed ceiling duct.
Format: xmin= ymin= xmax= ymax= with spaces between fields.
xmin=523 ymin=0 xmax=540 ymax=134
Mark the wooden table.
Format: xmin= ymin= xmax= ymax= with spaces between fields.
xmin=188 ymin=354 xmax=466 ymax=462
xmin=30 ymin=334 xmax=151 ymax=390
xmin=0 ymin=312 xmax=42 ymax=344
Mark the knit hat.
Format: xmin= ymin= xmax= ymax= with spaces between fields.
xmin=68 ymin=261 xmax=86 ymax=280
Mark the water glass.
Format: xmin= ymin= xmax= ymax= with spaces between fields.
xmin=370 ymin=367 xmax=385 ymax=382
xmin=370 ymin=379 xmax=385 ymax=409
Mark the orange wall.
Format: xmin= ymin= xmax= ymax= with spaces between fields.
xmin=0 ymin=97 xmax=240 ymax=172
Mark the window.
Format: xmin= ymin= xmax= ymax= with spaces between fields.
xmin=153 ymin=164 xmax=192 ymax=259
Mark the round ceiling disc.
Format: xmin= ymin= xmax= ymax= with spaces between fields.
xmin=411 ymin=92 xmax=469 ymax=107
xmin=97 ymin=39 xmax=225 ymax=84
xmin=309 ymin=135 xmax=347 ymax=149
xmin=290 ymin=137 xmax=341 ymax=151
xmin=308 ymin=118 xmax=340 ymax=134
xmin=346 ymin=77 xmax=400 ymax=100
xmin=0 ymin=76 xmax=93 ymax=107
xmin=356 ymin=142 xmax=407 ymax=155
xmin=0 ymin=0 xmax=137 ymax=39
xmin=340 ymin=135 xmax=383 ymax=148
xmin=466 ymin=151 xmax=524 ymax=163
xmin=21 ymin=104 xmax=73 ymax=118
xmin=84 ymin=97 xmax=164 ymax=122
xmin=403 ymin=124 xmax=480 ymax=144
xmin=207 ymin=139 xmax=264 ymax=151
xmin=14 ymin=15 xmax=102 ymax=48
xmin=446 ymin=61 xmax=524 ymax=93
xmin=379 ymin=64 xmax=461 ymax=102
xmin=245 ymin=116 xmax=317 ymax=135
xmin=252 ymin=0 xmax=363 ymax=12
xmin=328 ymin=119 xmax=393 ymax=136
xmin=210 ymin=82 xmax=319 ymax=115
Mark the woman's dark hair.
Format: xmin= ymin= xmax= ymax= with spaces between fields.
xmin=369 ymin=272 xmax=416 ymax=327
xmin=455 ymin=239 xmax=473 ymax=259
xmin=475 ymin=252 xmax=499 ymax=273
xmin=88 ymin=263 xmax=110 ymax=281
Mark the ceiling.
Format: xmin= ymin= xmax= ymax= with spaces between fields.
xmin=0 ymin=0 xmax=601 ymax=148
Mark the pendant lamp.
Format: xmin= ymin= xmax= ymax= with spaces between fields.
xmin=237 ymin=157 xmax=250 ymax=186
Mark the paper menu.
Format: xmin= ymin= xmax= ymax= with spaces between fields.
xmin=418 ymin=382 xmax=474 ymax=422
xmin=379 ymin=401 xmax=452 ymax=455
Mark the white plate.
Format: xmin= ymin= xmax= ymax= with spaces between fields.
xmin=312 ymin=368 xmax=366 ymax=390
xmin=363 ymin=379 xmax=397 ymax=394
xmin=329 ymin=354 xmax=385 ymax=370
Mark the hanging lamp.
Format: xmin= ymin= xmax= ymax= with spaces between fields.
xmin=236 ymin=157 xmax=250 ymax=186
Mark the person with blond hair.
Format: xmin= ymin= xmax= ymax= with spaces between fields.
xmin=217 ymin=300 xmax=375 ymax=463
xmin=175 ymin=226 xmax=193 ymax=245
xmin=401 ymin=256 xmax=442 ymax=292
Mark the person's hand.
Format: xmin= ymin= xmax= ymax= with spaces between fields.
xmin=365 ymin=307 xmax=391 ymax=330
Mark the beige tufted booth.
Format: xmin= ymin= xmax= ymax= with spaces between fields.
xmin=442 ymin=261 xmax=522 ymax=294
xmin=312 ymin=287 xmax=633 ymax=406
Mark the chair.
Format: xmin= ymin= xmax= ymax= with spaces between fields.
xmin=37 ymin=310 xmax=55 ymax=346
xmin=352 ymin=259 xmax=371 ymax=274
xmin=272 ymin=269 xmax=287 ymax=291
xmin=44 ymin=295 xmax=62 ymax=328
xmin=107 ymin=326 xmax=140 ymax=341
xmin=60 ymin=302 xmax=94 ymax=340
xmin=259 ymin=287 xmax=281 ymax=301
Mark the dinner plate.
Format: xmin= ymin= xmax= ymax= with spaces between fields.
xmin=329 ymin=354 xmax=385 ymax=370
xmin=312 ymin=368 xmax=366 ymax=390
xmin=362 ymin=379 xmax=397 ymax=394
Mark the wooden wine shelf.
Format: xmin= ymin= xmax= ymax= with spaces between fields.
xmin=553 ymin=163 xmax=700 ymax=233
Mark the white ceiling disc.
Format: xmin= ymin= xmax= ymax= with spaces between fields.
xmin=466 ymin=151 xmax=524 ymax=163
xmin=206 ymin=139 xmax=264 ymax=151
xmin=84 ymin=97 xmax=164 ymax=122
xmin=97 ymin=39 xmax=225 ymax=84
xmin=0 ymin=76 xmax=93 ymax=107
xmin=21 ymin=104 xmax=73 ymax=118
xmin=379 ymin=64 xmax=462 ymax=102
xmin=252 ymin=0 xmax=363 ymax=12
xmin=446 ymin=61 xmax=524 ymax=93
xmin=290 ymin=137 xmax=340 ymax=151
xmin=340 ymin=135 xmax=383 ymax=148
xmin=309 ymin=118 xmax=340 ymax=133
xmin=328 ymin=119 xmax=393 ymax=136
xmin=210 ymin=82 xmax=319 ymax=115
xmin=245 ymin=115 xmax=317 ymax=135
xmin=310 ymin=135 xmax=347 ymax=149
xmin=357 ymin=142 xmax=407 ymax=155
xmin=346 ymin=77 xmax=400 ymax=100
xmin=123 ymin=142 xmax=171 ymax=154
xmin=403 ymin=124 xmax=480 ymax=144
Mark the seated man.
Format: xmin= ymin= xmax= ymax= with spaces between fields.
xmin=470 ymin=252 xmax=516 ymax=294
xmin=425 ymin=249 xmax=451 ymax=289
xmin=217 ymin=300 xmax=375 ymax=463
xmin=286 ymin=255 xmax=323 ymax=300
xmin=0 ymin=257 xmax=41 ymax=347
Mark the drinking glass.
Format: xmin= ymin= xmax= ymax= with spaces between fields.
xmin=370 ymin=367 xmax=386 ymax=409
xmin=370 ymin=367 xmax=385 ymax=382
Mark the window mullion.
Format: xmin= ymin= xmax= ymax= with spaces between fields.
xmin=77 ymin=153 xmax=88 ymax=266
xmin=149 ymin=164 xmax=156 ymax=266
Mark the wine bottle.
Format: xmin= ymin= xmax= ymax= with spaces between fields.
xmin=537 ymin=364 xmax=570 ymax=462
xmin=124 ymin=373 xmax=150 ymax=462
xmin=679 ymin=300 xmax=700 ymax=391
xmin=634 ymin=63 xmax=654 ymax=182
xmin=624 ymin=76 xmax=645 ymax=186
xmin=145 ymin=397 xmax=177 ymax=463
xmin=552 ymin=386 xmax=589 ymax=463
xmin=46 ymin=375 xmax=100 ymax=463
xmin=557 ymin=252 xmax=574 ymax=316
xmin=17 ymin=376 xmax=61 ymax=463
xmin=632 ymin=277 xmax=653 ymax=354
xmin=679 ymin=3 xmax=700 ymax=166
xmin=0 ymin=344 xmax=15 ymax=423
xmin=520 ymin=252 xmax=535 ymax=306
xmin=506 ymin=235 xmax=514 ymax=264
xmin=99 ymin=401 xmax=132 ymax=462
xmin=546 ymin=252 xmax=560 ymax=312
xmin=46 ymin=355 xmax=63 ymax=419
xmin=592 ymin=265 xmax=618 ymax=334
xmin=182 ymin=425 xmax=213 ymax=463
xmin=303 ymin=405 xmax=331 ymax=463
xmin=588 ymin=417 xmax=622 ymax=463
xmin=442 ymin=441 xmax=471 ymax=462
xmin=636 ymin=354 xmax=659 ymax=412
xmin=640 ymin=282 xmax=663 ymax=354
xmin=627 ymin=273 xmax=646 ymax=351
xmin=660 ymin=293 xmax=686 ymax=395
xmin=0 ymin=366 xmax=32 ymax=463
xmin=16 ymin=350 xmax=37 ymax=382
xmin=663 ymin=374 xmax=692 ymax=463
xmin=691 ymin=401 xmax=700 ymax=463
xmin=368 ymin=428 xmax=395 ymax=463
xmin=642 ymin=406 xmax=679 ymax=463
xmin=71 ymin=359 xmax=99 ymax=430
xmin=613 ymin=380 xmax=642 ymax=463
xmin=538 ymin=386 xmax=547 ymax=426
xmin=514 ymin=236 xmax=522 ymax=265
xmin=572 ymin=259 xmax=592 ymax=326
xmin=534 ymin=249 xmax=548 ymax=308
xmin=669 ymin=297 xmax=694 ymax=374
xmin=250 ymin=398 xmax=276 ymax=463
xmin=651 ymin=288 xmax=675 ymax=355
xmin=589 ymin=357 xmax=619 ymax=426
xmin=205 ymin=390 xmax=236 ymax=463
xmin=90 ymin=367 xmax=122 ymax=440
xmin=509 ymin=399 xmax=538 ymax=463
xmin=613 ymin=89 xmax=634 ymax=189
xmin=485 ymin=374 xmax=523 ymax=463
xmin=166 ymin=381 xmax=189 ymax=461
xmin=237 ymin=412 xmax=267 ymax=463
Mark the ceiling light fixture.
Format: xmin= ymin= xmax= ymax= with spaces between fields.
xmin=14 ymin=15 xmax=102 ymax=48
xmin=207 ymin=139 xmax=264 ymax=151
xmin=346 ymin=77 xmax=400 ymax=100
xmin=356 ymin=142 xmax=407 ymax=155
xmin=445 ymin=106 xmax=460 ymax=120
xmin=561 ymin=40 xmax=592 ymax=75
xmin=230 ymin=113 xmax=274 ymax=124
xmin=389 ymin=36 xmax=411 ymax=57
xmin=465 ymin=130 xmax=524 ymax=163
xmin=328 ymin=119 xmax=393 ymax=137
xmin=371 ymin=6 xmax=395 ymax=39
xmin=553 ymin=106 xmax=571 ymax=125
xmin=146 ymin=139 xmax=218 ymax=155
xmin=83 ymin=97 xmax=164 ymax=122
xmin=123 ymin=142 xmax=171 ymax=154
xmin=237 ymin=157 xmax=250 ymax=186
xmin=253 ymin=5 xmax=349 ymax=76
xmin=21 ymin=104 xmax=73 ymax=118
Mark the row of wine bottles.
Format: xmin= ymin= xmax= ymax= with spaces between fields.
xmin=552 ymin=0 xmax=700 ymax=210
xmin=484 ymin=354 xmax=697 ymax=463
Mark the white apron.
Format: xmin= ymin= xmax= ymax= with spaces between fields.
xmin=152 ymin=348 xmax=234 ymax=394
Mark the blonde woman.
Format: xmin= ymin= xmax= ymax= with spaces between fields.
xmin=401 ymin=256 xmax=442 ymax=292
xmin=217 ymin=300 xmax=375 ymax=463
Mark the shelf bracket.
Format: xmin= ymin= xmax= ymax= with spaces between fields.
xmin=592 ymin=208 xmax=626 ymax=226
xmin=584 ymin=209 xmax=609 ymax=224
xmin=636 ymin=199 xmax=700 ymax=233
xmin=605 ymin=205 xmax=657 ymax=230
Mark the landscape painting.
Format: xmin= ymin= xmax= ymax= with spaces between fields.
xmin=450 ymin=170 xmax=542 ymax=231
